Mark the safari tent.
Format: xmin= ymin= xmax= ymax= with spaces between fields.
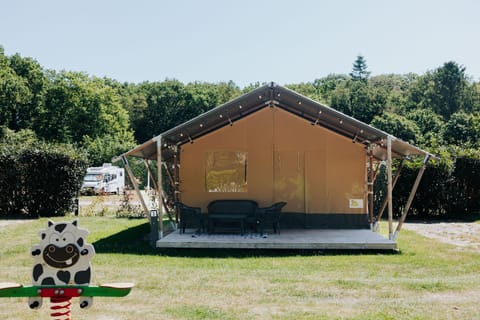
xmin=116 ymin=82 xmax=434 ymax=250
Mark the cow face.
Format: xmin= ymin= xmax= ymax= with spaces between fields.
xmin=42 ymin=225 xmax=80 ymax=268
xmin=29 ymin=220 xmax=96 ymax=310
xmin=31 ymin=220 xmax=95 ymax=285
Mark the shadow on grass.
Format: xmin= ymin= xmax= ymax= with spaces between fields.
xmin=93 ymin=222 xmax=398 ymax=257
xmin=93 ymin=222 xmax=157 ymax=255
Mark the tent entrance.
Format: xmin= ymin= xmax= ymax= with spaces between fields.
xmin=274 ymin=150 xmax=305 ymax=212
xmin=273 ymin=150 xmax=327 ymax=214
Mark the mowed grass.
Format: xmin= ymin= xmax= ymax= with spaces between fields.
xmin=1 ymin=217 xmax=479 ymax=320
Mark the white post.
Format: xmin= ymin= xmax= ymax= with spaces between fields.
xmin=387 ymin=136 xmax=393 ymax=240
xmin=147 ymin=167 xmax=150 ymax=192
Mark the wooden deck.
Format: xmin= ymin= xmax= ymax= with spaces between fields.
xmin=156 ymin=229 xmax=398 ymax=250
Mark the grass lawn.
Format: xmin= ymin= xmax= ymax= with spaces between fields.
xmin=0 ymin=216 xmax=479 ymax=320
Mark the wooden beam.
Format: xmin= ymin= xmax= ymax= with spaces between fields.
xmin=173 ymin=149 xmax=180 ymax=222
xmin=393 ymin=155 xmax=430 ymax=240
xmin=387 ymin=136 xmax=393 ymax=240
xmin=373 ymin=161 xmax=382 ymax=183
xmin=368 ymin=152 xmax=374 ymax=228
xmin=143 ymin=159 xmax=158 ymax=191
xmin=121 ymin=155 xmax=151 ymax=223
xmin=156 ymin=137 xmax=164 ymax=238
xmin=145 ymin=158 xmax=176 ymax=228
xmin=162 ymin=162 xmax=175 ymax=190
xmin=375 ymin=159 xmax=404 ymax=223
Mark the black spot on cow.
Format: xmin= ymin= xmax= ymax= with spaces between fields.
xmin=55 ymin=223 xmax=67 ymax=233
xmin=41 ymin=277 xmax=55 ymax=285
xmin=32 ymin=249 xmax=41 ymax=256
xmin=41 ymin=233 xmax=46 ymax=240
xmin=81 ymin=248 xmax=89 ymax=255
xmin=57 ymin=270 xmax=71 ymax=284
xmin=77 ymin=237 xmax=84 ymax=247
xmin=73 ymin=220 xmax=78 ymax=227
xmin=33 ymin=264 xmax=43 ymax=281
xmin=74 ymin=267 xmax=91 ymax=285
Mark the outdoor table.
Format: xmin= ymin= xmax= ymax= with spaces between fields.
xmin=208 ymin=213 xmax=248 ymax=235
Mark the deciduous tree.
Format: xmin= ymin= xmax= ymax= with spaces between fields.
xmin=371 ymin=112 xmax=421 ymax=143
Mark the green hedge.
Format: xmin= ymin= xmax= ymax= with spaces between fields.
xmin=375 ymin=154 xmax=480 ymax=220
xmin=0 ymin=143 xmax=87 ymax=217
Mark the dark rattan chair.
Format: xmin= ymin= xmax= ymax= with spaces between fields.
xmin=176 ymin=202 xmax=205 ymax=234
xmin=257 ymin=202 xmax=287 ymax=235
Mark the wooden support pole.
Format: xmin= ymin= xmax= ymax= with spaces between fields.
xmin=173 ymin=148 xmax=180 ymax=222
xmin=393 ymin=155 xmax=430 ymax=240
xmin=121 ymin=155 xmax=151 ymax=223
xmin=156 ymin=137 xmax=164 ymax=239
xmin=387 ymin=136 xmax=393 ymax=240
xmin=373 ymin=161 xmax=382 ymax=183
xmin=143 ymin=159 xmax=158 ymax=191
xmin=162 ymin=162 xmax=175 ymax=190
xmin=368 ymin=152 xmax=374 ymax=228
xmin=376 ymin=159 xmax=404 ymax=223
xmin=145 ymin=158 xmax=176 ymax=228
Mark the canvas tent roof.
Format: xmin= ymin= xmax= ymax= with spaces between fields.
xmin=121 ymin=82 xmax=433 ymax=161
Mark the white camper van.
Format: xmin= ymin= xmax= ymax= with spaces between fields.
xmin=80 ymin=163 xmax=125 ymax=195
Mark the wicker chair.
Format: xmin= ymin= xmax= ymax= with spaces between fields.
xmin=257 ymin=202 xmax=287 ymax=235
xmin=176 ymin=202 xmax=205 ymax=234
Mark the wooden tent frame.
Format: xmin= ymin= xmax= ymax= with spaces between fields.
xmin=114 ymin=83 xmax=436 ymax=241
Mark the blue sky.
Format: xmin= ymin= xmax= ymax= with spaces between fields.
xmin=1 ymin=0 xmax=479 ymax=87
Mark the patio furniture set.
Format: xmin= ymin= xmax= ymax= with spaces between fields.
xmin=176 ymin=200 xmax=287 ymax=236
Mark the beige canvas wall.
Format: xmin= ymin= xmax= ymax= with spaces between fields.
xmin=179 ymin=107 xmax=366 ymax=214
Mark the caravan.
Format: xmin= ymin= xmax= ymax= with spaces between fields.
xmin=80 ymin=163 xmax=125 ymax=195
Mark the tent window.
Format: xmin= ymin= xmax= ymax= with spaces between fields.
xmin=205 ymin=151 xmax=248 ymax=192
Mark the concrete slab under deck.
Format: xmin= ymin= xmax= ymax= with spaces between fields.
xmin=156 ymin=229 xmax=398 ymax=250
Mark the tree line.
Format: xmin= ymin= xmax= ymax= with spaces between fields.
xmin=1 ymin=46 xmax=479 ymax=218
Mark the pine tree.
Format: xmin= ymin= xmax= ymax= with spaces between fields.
xmin=350 ymin=55 xmax=371 ymax=82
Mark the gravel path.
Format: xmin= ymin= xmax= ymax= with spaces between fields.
xmin=403 ymin=222 xmax=480 ymax=252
